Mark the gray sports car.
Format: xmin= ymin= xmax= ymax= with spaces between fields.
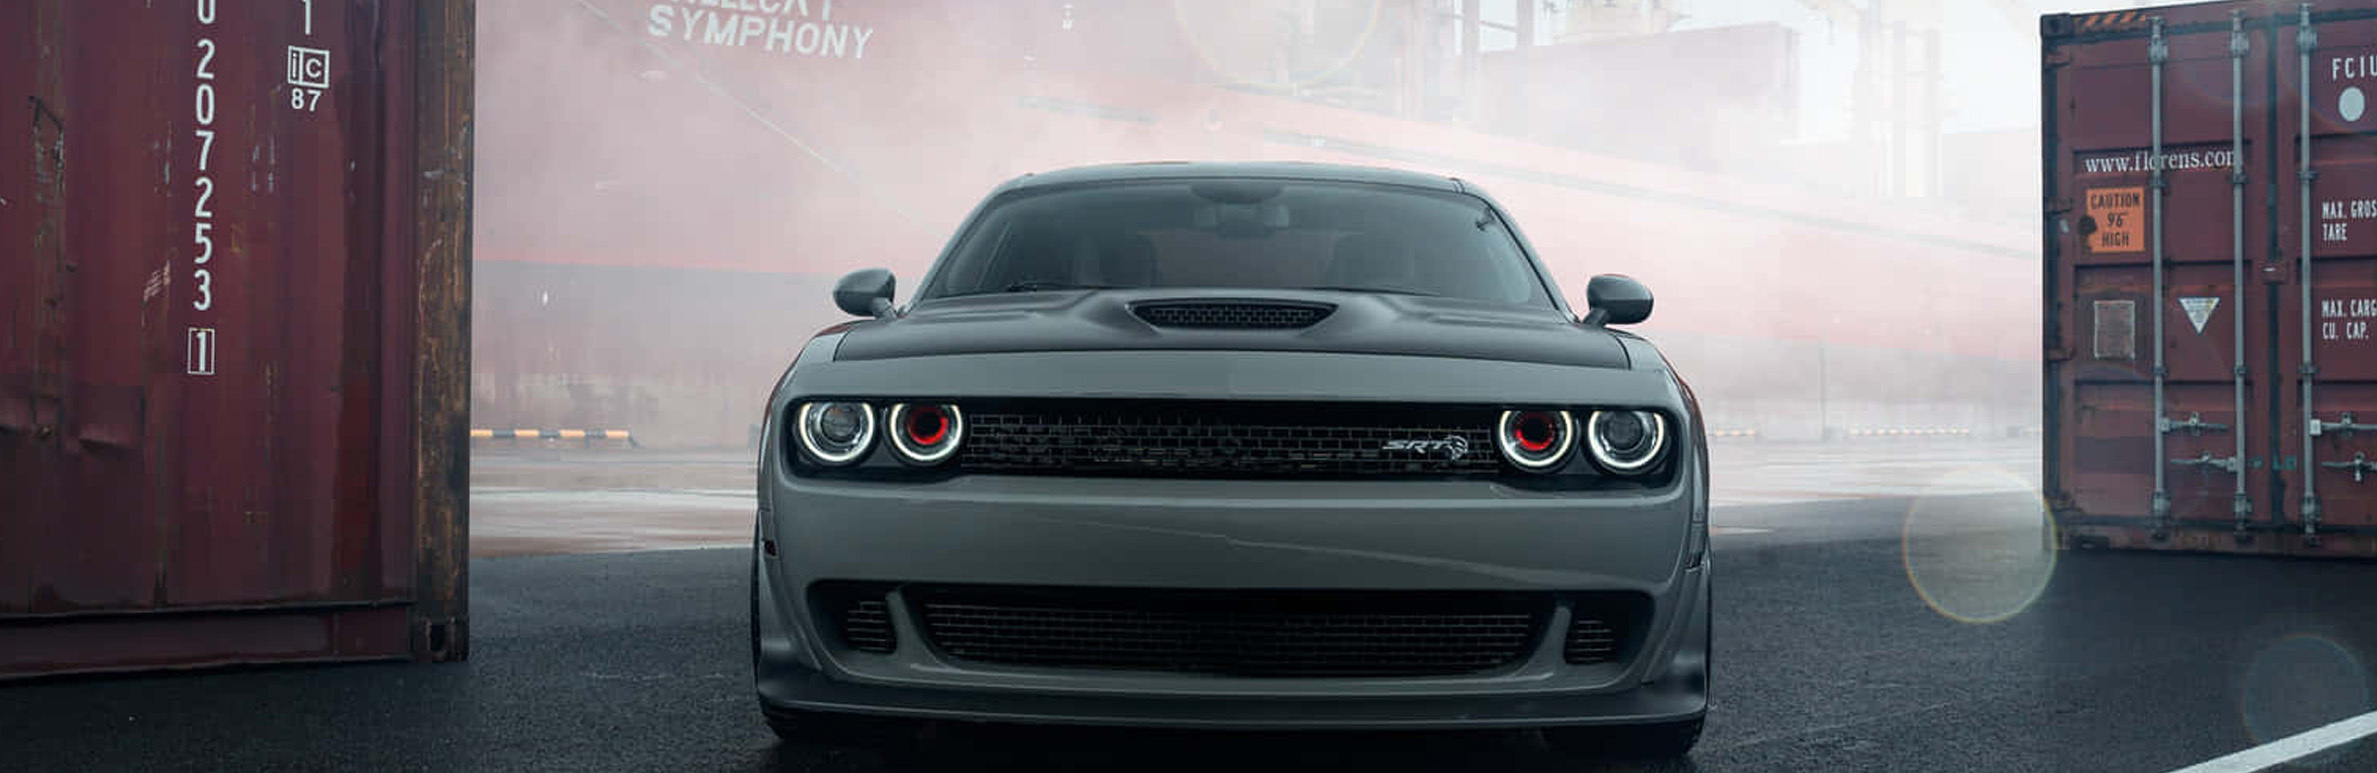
xmin=751 ymin=161 xmax=1711 ymax=759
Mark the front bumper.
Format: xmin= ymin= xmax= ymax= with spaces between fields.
xmin=754 ymin=474 xmax=1709 ymax=729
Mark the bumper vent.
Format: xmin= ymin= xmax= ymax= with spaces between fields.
xmin=1563 ymin=615 xmax=1620 ymax=665
xmin=911 ymin=586 xmax=1545 ymax=677
xmin=1132 ymin=301 xmax=1333 ymax=330
xmin=826 ymin=593 xmax=896 ymax=654
xmin=960 ymin=402 xmax=1500 ymax=477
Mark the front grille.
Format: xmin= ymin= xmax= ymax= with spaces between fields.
xmin=912 ymin=587 xmax=1546 ymax=677
xmin=1133 ymin=301 xmax=1334 ymax=330
xmin=960 ymin=402 xmax=1501 ymax=477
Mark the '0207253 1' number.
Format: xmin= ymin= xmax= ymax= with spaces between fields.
xmin=191 ymin=0 xmax=218 ymax=313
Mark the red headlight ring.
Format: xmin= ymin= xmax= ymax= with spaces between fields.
xmin=887 ymin=403 xmax=964 ymax=465
xmin=1496 ymin=409 xmax=1574 ymax=471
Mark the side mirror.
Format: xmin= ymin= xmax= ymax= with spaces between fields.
xmin=833 ymin=268 xmax=896 ymax=318
xmin=1581 ymin=274 xmax=1653 ymax=326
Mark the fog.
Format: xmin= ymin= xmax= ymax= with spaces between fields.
xmin=471 ymin=0 xmax=2095 ymax=447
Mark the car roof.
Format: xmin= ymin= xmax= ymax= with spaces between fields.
xmin=994 ymin=161 xmax=1465 ymax=195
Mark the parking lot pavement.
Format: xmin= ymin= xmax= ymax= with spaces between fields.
xmin=1707 ymin=438 xmax=2041 ymax=507
xmin=7 ymin=494 xmax=2376 ymax=772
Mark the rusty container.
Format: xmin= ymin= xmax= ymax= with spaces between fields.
xmin=2045 ymin=0 xmax=2377 ymax=556
xmin=0 ymin=0 xmax=473 ymax=676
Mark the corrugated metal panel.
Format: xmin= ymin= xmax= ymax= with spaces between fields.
xmin=0 ymin=0 xmax=472 ymax=676
xmin=2045 ymin=0 xmax=2377 ymax=557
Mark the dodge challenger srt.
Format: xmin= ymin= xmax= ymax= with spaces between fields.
xmin=751 ymin=161 xmax=1711 ymax=759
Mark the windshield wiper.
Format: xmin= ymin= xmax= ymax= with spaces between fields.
xmin=1003 ymin=280 xmax=1115 ymax=293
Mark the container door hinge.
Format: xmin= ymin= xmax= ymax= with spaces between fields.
xmin=2170 ymin=453 xmax=2242 ymax=473
xmin=412 ymin=617 xmax=468 ymax=662
xmin=2160 ymin=412 xmax=2229 ymax=434
xmin=2322 ymin=452 xmax=2377 ymax=483
xmin=2310 ymin=413 xmax=2377 ymax=437
xmin=2302 ymin=494 xmax=2324 ymax=541
xmin=2150 ymin=491 xmax=2172 ymax=539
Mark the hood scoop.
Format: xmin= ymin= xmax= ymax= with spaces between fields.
xmin=1131 ymin=300 xmax=1336 ymax=330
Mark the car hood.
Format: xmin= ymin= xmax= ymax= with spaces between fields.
xmin=830 ymin=290 xmax=1632 ymax=370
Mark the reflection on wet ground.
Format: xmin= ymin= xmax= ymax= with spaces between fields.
xmin=470 ymin=439 xmax=2045 ymax=557
xmin=12 ymin=506 xmax=2374 ymax=772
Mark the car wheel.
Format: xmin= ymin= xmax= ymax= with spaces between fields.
xmin=1539 ymin=717 xmax=1704 ymax=761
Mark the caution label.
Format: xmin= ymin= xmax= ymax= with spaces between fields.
xmin=2087 ymin=186 xmax=2146 ymax=253
xmin=2180 ymin=297 xmax=2218 ymax=334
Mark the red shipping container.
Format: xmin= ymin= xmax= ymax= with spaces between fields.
xmin=2045 ymin=0 xmax=2377 ymax=556
xmin=0 ymin=0 xmax=472 ymax=676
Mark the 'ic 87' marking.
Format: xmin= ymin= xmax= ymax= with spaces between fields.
xmin=288 ymin=0 xmax=329 ymax=112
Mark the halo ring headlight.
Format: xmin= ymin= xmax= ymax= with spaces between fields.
xmin=1497 ymin=409 xmax=1575 ymax=472
xmin=1586 ymin=410 xmax=1667 ymax=473
xmin=888 ymin=403 xmax=964 ymax=465
xmin=797 ymin=401 xmax=877 ymax=465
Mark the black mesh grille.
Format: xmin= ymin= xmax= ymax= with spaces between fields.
xmin=1132 ymin=302 xmax=1334 ymax=330
xmin=960 ymin=403 xmax=1500 ymax=477
xmin=912 ymin=587 xmax=1545 ymax=677
xmin=1563 ymin=615 xmax=1620 ymax=665
xmin=829 ymin=594 xmax=896 ymax=654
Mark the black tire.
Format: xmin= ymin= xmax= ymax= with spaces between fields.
xmin=1540 ymin=717 xmax=1704 ymax=761
xmin=748 ymin=548 xmax=762 ymax=678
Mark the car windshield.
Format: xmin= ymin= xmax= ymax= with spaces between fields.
xmin=919 ymin=180 xmax=1556 ymax=308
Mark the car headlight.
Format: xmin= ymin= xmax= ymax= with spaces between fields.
xmin=1497 ymin=409 xmax=1575 ymax=471
xmin=887 ymin=403 xmax=964 ymax=465
xmin=1586 ymin=410 xmax=1666 ymax=473
xmin=797 ymin=401 xmax=876 ymax=465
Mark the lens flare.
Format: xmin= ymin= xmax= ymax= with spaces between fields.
xmin=2241 ymin=634 xmax=2372 ymax=767
xmin=1901 ymin=466 xmax=2056 ymax=624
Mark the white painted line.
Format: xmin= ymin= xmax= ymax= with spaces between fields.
xmin=2166 ymin=710 xmax=2377 ymax=773
xmin=1709 ymin=527 xmax=1774 ymax=536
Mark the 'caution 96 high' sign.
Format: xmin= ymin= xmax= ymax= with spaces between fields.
xmin=2086 ymin=186 xmax=2145 ymax=253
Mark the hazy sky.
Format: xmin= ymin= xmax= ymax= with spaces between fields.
xmin=1669 ymin=0 xmax=2149 ymax=138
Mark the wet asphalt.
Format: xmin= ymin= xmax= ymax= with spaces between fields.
xmin=8 ymin=491 xmax=2377 ymax=772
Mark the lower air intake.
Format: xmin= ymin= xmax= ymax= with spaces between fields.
xmin=911 ymin=586 xmax=1546 ymax=677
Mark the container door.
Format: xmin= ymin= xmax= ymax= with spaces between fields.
xmin=2278 ymin=8 xmax=2377 ymax=543
xmin=2049 ymin=11 xmax=2283 ymax=544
